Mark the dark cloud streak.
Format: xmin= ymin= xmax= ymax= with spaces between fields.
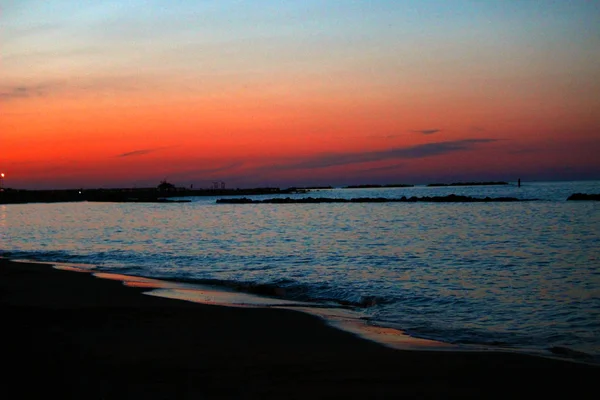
xmin=117 ymin=146 xmax=173 ymax=158
xmin=412 ymin=129 xmax=440 ymax=135
xmin=280 ymin=139 xmax=497 ymax=170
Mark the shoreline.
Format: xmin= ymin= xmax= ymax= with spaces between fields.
xmin=55 ymin=261 xmax=457 ymax=353
xmin=7 ymin=257 xmax=599 ymax=365
xmin=48 ymin=260 xmax=600 ymax=365
xmin=2 ymin=258 xmax=598 ymax=398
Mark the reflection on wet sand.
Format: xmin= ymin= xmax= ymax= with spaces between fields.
xmin=60 ymin=264 xmax=452 ymax=351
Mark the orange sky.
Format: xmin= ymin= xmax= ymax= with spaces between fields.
xmin=2 ymin=1 xmax=599 ymax=189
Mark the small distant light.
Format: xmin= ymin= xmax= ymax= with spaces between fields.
xmin=1 ymin=173 xmax=4 ymax=178
xmin=79 ymin=191 xmax=82 ymax=194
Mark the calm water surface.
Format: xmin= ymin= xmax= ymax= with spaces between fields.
xmin=2 ymin=181 xmax=599 ymax=362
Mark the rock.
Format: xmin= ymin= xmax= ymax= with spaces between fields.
xmin=215 ymin=195 xmax=527 ymax=204
xmin=567 ymin=193 xmax=600 ymax=201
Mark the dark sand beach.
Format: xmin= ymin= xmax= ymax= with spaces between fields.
xmin=1 ymin=258 xmax=597 ymax=399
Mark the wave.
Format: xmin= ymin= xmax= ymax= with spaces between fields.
xmin=1 ymin=250 xmax=90 ymax=263
xmin=1 ymin=250 xmax=397 ymax=309
xmin=121 ymin=274 xmax=393 ymax=309
xmin=3 ymin=248 xmax=599 ymax=364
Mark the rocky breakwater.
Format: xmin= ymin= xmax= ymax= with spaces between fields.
xmin=216 ymin=194 xmax=528 ymax=204
xmin=567 ymin=193 xmax=600 ymax=201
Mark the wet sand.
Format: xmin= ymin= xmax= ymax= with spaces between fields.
xmin=1 ymin=258 xmax=597 ymax=399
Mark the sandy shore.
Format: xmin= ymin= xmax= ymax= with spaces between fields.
xmin=1 ymin=259 xmax=597 ymax=399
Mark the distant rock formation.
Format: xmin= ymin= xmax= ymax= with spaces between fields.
xmin=427 ymin=181 xmax=508 ymax=187
xmin=344 ymin=184 xmax=414 ymax=189
xmin=567 ymin=193 xmax=600 ymax=201
xmin=287 ymin=186 xmax=332 ymax=190
xmin=0 ymin=186 xmax=307 ymax=204
xmin=216 ymin=194 xmax=527 ymax=204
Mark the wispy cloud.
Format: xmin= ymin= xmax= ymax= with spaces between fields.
xmin=280 ymin=139 xmax=497 ymax=170
xmin=1 ymin=74 xmax=149 ymax=103
xmin=412 ymin=129 xmax=440 ymax=135
xmin=0 ymin=85 xmax=48 ymax=101
xmin=117 ymin=146 xmax=172 ymax=158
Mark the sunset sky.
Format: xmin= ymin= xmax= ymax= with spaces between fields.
xmin=2 ymin=0 xmax=599 ymax=189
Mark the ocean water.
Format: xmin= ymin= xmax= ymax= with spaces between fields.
xmin=1 ymin=180 xmax=599 ymax=362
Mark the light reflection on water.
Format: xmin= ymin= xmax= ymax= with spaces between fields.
xmin=1 ymin=182 xmax=600 ymax=360
xmin=0 ymin=204 xmax=6 ymax=227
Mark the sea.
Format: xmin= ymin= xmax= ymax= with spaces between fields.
xmin=1 ymin=180 xmax=599 ymax=364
